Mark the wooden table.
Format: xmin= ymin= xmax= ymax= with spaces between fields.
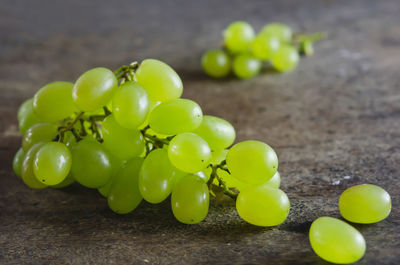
xmin=1 ymin=0 xmax=399 ymax=264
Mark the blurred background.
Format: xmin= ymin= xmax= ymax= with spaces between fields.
xmin=0 ymin=0 xmax=399 ymax=264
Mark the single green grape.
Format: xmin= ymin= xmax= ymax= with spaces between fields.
xmin=72 ymin=67 xmax=118 ymax=112
xmin=171 ymin=174 xmax=209 ymax=224
xmin=33 ymin=142 xmax=72 ymax=185
xmin=260 ymin=23 xmax=292 ymax=43
xmin=251 ymin=34 xmax=280 ymax=60
xmin=224 ymin=21 xmax=255 ymax=53
xmin=168 ymin=132 xmax=211 ymax=173
xmin=139 ymin=149 xmax=183 ymax=204
xmin=21 ymin=143 xmax=47 ymax=189
xmin=232 ymin=54 xmax=261 ymax=79
xmin=301 ymin=40 xmax=313 ymax=55
xmin=201 ymin=50 xmax=231 ymax=78
xmin=51 ymin=173 xmax=75 ymax=189
xmin=149 ymin=99 xmax=203 ymax=135
xmin=108 ymin=157 xmax=143 ymax=214
xmin=193 ymin=115 xmax=235 ymax=150
xmin=112 ymin=81 xmax=149 ymax=129
xmin=101 ymin=114 xmax=145 ymax=161
xmin=135 ymin=59 xmax=183 ymax=102
xmin=12 ymin=148 xmax=25 ymax=178
xmin=262 ymin=171 xmax=281 ymax=189
xmin=339 ymin=184 xmax=391 ymax=224
xmin=70 ymin=139 xmax=113 ymax=188
xmin=236 ymin=186 xmax=290 ymax=226
xmin=309 ymin=217 xmax=366 ymax=264
xmin=22 ymin=122 xmax=58 ymax=152
xmin=33 ymin=81 xmax=76 ymax=122
xmin=226 ymin=140 xmax=278 ymax=184
xmin=18 ymin=98 xmax=41 ymax=135
xmin=271 ymin=45 xmax=299 ymax=72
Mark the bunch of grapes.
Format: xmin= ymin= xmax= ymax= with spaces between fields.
xmin=202 ymin=21 xmax=324 ymax=79
xmin=13 ymin=59 xmax=290 ymax=226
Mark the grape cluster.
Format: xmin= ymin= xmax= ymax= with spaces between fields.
xmin=309 ymin=184 xmax=391 ymax=263
xmin=13 ymin=59 xmax=290 ymax=226
xmin=202 ymin=21 xmax=323 ymax=79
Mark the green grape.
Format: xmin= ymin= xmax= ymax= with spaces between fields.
xmin=139 ymin=149 xmax=183 ymax=204
xmin=262 ymin=171 xmax=281 ymax=189
xmin=72 ymin=67 xmax=118 ymax=112
xmin=51 ymin=173 xmax=75 ymax=188
xmin=98 ymin=156 xmax=125 ymax=197
xmin=135 ymin=59 xmax=183 ymax=102
xmin=101 ymin=115 xmax=145 ymax=160
xmin=18 ymin=98 xmax=41 ymax=135
xmin=226 ymin=140 xmax=278 ymax=184
xmin=12 ymin=148 xmax=25 ymax=178
xmin=201 ymin=50 xmax=231 ymax=78
xmin=193 ymin=115 xmax=235 ymax=150
xmin=149 ymin=99 xmax=203 ymax=135
xmin=112 ymin=81 xmax=149 ymax=129
xmin=260 ymin=23 xmax=292 ymax=43
xmin=171 ymin=174 xmax=209 ymax=224
xmin=21 ymin=143 xmax=47 ymax=189
xmin=168 ymin=133 xmax=211 ymax=173
xmin=22 ymin=122 xmax=58 ymax=152
xmin=108 ymin=157 xmax=143 ymax=214
xmin=194 ymin=171 xmax=208 ymax=182
xmin=70 ymin=139 xmax=113 ymax=188
xmin=224 ymin=21 xmax=255 ymax=53
xmin=33 ymin=142 xmax=72 ymax=185
xmin=309 ymin=217 xmax=366 ymax=264
xmin=33 ymin=81 xmax=76 ymax=122
xmin=139 ymin=100 xmax=161 ymax=129
xmin=301 ymin=40 xmax=313 ymax=55
xmin=339 ymin=184 xmax=391 ymax=224
xmin=236 ymin=186 xmax=290 ymax=226
xmin=271 ymin=45 xmax=299 ymax=72
xmin=251 ymin=34 xmax=280 ymax=60
xmin=232 ymin=54 xmax=261 ymax=79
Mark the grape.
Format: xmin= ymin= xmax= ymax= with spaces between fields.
xmin=226 ymin=140 xmax=278 ymax=184
xmin=149 ymin=99 xmax=203 ymax=135
xmin=309 ymin=217 xmax=366 ymax=264
xmin=224 ymin=21 xmax=255 ymax=53
xmin=236 ymin=186 xmax=290 ymax=226
xmin=271 ymin=45 xmax=299 ymax=72
xmin=193 ymin=115 xmax=235 ymax=150
xmin=101 ymin=114 xmax=145 ymax=160
xmin=232 ymin=54 xmax=261 ymax=79
xmin=168 ymin=133 xmax=211 ymax=173
xmin=12 ymin=148 xmax=25 ymax=177
xmin=260 ymin=23 xmax=292 ymax=43
xmin=18 ymin=98 xmax=41 ymax=134
xmin=21 ymin=143 xmax=47 ymax=189
xmin=135 ymin=59 xmax=183 ymax=102
xmin=33 ymin=81 xmax=76 ymax=122
xmin=251 ymin=34 xmax=280 ymax=60
xmin=262 ymin=171 xmax=281 ymax=189
xmin=112 ymin=81 xmax=149 ymax=129
xmin=201 ymin=50 xmax=231 ymax=78
xmin=33 ymin=142 xmax=72 ymax=185
xmin=70 ymin=139 xmax=113 ymax=188
xmin=339 ymin=184 xmax=391 ymax=224
xmin=171 ymin=174 xmax=209 ymax=224
xmin=51 ymin=173 xmax=75 ymax=189
xmin=108 ymin=157 xmax=143 ymax=214
xmin=139 ymin=149 xmax=183 ymax=204
xmin=22 ymin=122 xmax=58 ymax=152
xmin=300 ymin=40 xmax=313 ymax=55
xmin=72 ymin=67 xmax=118 ymax=112
xmin=139 ymin=100 xmax=161 ymax=130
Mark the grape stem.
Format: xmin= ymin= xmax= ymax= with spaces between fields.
xmin=56 ymin=111 xmax=84 ymax=142
xmin=207 ymin=163 xmax=238 ymax=200
xmin=114 ymin=62 xmax=139 ymax=82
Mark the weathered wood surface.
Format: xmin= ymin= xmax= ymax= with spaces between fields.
xmin=0 ymin=0 xmax=399 ymax=264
